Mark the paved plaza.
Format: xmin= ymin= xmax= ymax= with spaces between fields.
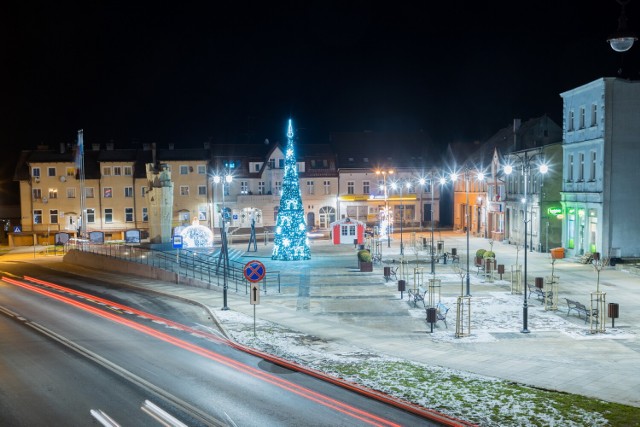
xmin=7 ymin=230 xmax=640 ymax=408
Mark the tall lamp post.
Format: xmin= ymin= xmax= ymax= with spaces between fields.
xmin=375 ymin=169 xmax=394 ymax=248
xmin=391 ymin=180 xmax=412 ymax=256
xmin=213 ymin=171 xmax=233 ymax=310
xmin=419 ymin=175 xmax=446 ymax=275
xmin=450 ymin=169 xmax=484 ymax=296
xmin=504 ymin=152 xmax=548 ymax=333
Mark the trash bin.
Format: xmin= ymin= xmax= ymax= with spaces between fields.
xmin=426 ymin=307 xmax=437 ymax=323
xmin=608 ymin=303 xmax=620 ymax=327
xmin=397 ymin=280 xmax=406 ymax=292
xmin=384 ymin=266 xmax=391 ymax=278
xmin=535 ymin=277 xmax=544 ymax=289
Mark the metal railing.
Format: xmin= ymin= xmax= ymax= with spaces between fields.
xmin=65 ymin=242 xmax=280 ymax=294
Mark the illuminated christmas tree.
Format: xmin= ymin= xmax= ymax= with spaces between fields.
xmin=272 ymin=119 xmax=311 ymax=261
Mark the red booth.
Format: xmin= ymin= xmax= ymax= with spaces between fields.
xmin=330 ymin=218 xmax=365 ymax=245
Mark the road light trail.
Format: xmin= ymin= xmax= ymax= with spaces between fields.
xmin=2 ymin=276 xmax=404 ymax=427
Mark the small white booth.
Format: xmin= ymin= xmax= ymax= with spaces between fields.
xmin=330 ymin=218 xmax=365 ymax=245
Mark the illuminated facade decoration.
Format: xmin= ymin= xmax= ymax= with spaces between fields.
xmin=271 ymin=120 xmax=311 ymax=261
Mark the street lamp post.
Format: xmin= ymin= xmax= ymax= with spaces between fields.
xmin=375 ymin=169 xmax=394 ymax=248
xmin=419 ymin=175 xmax=445 ymax=275
xmin=451 ymin=169 xmax=484 ymax=296
xmin=504 ymin=152 xmax=548 ymax=333
xmin=213 ymin=171 xmax=233 ymax=311
xmin=391 ymin=180 xmax=411 ymax=256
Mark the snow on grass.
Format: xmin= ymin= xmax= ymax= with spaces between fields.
xmin=215 ymin=309 xmax=614 ymax=426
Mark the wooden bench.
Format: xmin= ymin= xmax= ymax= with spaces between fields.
xmin=527 ymin=283 xmax=553 ymax=303
xmin=407 ymin=286 xmax=427 ymax=307
xmin=425 ymin=302 xmax=449 ymax=328
xmin=565 ymin=298 xmax=598 ymax=324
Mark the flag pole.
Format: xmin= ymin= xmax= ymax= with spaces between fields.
xmin=77 ymin=129 xmax=86 ymax=239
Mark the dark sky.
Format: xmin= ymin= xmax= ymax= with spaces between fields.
xmin=2 ymin=1 xmax=639 ymax=154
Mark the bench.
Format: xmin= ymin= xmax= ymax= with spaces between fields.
xmin=565 ymin=298 xmax=598 ymax=324
xmin=425 ymin=302 xmax=449 ymax=328
xmin=383 ymin=266 xmax=398 ymax=282
xmin=527 ymin=283 xmax=553 ymax=303
xmin=407 ymin=286 xmax=428 ymax=307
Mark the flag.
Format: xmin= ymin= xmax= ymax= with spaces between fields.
xmin=75 ymin=129 xmax=84 ymax=171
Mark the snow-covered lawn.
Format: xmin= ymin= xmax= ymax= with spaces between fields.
xmin=214 ymin=285 xmax=636 ymax=426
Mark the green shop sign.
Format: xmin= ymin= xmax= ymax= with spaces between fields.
xmin=547 ymin=206 xmax=562 ymax=217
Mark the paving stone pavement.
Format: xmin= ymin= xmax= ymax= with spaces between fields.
xmin=8 ymin=231 xmax=640 ymax=408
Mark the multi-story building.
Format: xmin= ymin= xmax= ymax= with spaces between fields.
xmin=12 ymin=139 xmax=338 ymax=245
xmin=560 ymin=77 xmax=640 ymax=258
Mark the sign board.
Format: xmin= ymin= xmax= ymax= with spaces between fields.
xmin=172 ymin=235 xmax=183 ymax=249
xmin=13 ymin=226 xmax=21 ymax=233
xmin=547 ymin=207 xmax=562 ymax=217
xmin=243 ymin=260 xmax=266 ymax=283
xmin=250 ymin=282 xmax=260 ymax=305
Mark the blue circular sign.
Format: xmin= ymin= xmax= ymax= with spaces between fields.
xmin=244 ymin=260 xmax=266 ymax=283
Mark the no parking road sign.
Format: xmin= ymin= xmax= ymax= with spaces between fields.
xmin=243 ymin=260 xmax=266 ymax=283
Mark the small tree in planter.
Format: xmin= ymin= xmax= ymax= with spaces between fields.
xmin=483 ymin=250 xmax=496 ymax=273
xmin=357 ymin=249 xmax=373 ymax=272
xmin=475 ymin=249 xmax=486 ymax=267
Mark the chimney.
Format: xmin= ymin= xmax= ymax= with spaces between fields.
xmin=106 ymin=142 xmax=114 ymax=151
xmin=143 ymin=143 xmax=151 ymax=151
xmin=92 ymin=143 xmax=100 ymax=151
xmin=59 ymin=143 xmax=66 ymax=154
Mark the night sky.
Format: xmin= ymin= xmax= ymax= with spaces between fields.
xmin=2 ymin=1 xmax=639 ymax=167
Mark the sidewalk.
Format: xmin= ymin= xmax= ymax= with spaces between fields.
xmin=11 ymin=231 xmax=640 ymax=407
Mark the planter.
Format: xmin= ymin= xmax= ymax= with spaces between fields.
xmin=360 ymin=261 xmax=373 ymax=272
xmin=550 ymin=247 xmax=565 ymax=259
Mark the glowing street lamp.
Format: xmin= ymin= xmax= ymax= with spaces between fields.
xmin=504 ymin=153 xmax=548 ymax=333
xmin=375 ymin=169 xmax=394 ymax=248
xmin=450 ymin=169 xmax=485 ymax=296
xmin=213 ymin=171 xmax=233 ymax=310
xmin=390 ymin=180 xmax=412 ymax=255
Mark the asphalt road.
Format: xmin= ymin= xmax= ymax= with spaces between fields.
xmin=0 ymin=262 xmax=444 ymax=426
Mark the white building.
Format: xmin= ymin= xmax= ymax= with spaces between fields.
xmin=560 ymin=77 xmax=640 ymax=258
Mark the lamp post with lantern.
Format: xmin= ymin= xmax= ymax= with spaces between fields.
xmin=450 ymin=169 xmax=485 ymax=296
xmin=213 ymin=171 xmax=233 ymax=311
xmin=375 ymin=169 xmax=394 ymax=248
xmin=390 ymin=179 xmax=412 ymax=256
xmin=504 ymin=152 xmax=548 ymax=333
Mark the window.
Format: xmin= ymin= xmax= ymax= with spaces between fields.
xmin=223 ymin=182 xmax=230 ymax=196
xmin=240 ymin=181 xmax=248 ymax=194
xmin=579 ymin=107 xmax=585 ymax=129
xmin=85 ymin=187 xmax=94 ymax=198
xmin=86 ymin=208 xmax=95 ymax=223
xmin=67 ymin=188 xmax=76 ymax=198
xmin=66 ymin=167 xmax=75 ymax=176
xmin=347 ymin=181 xmax=355 ymax=195
xmin=32 ymin=167 xmax=41 ymax=178
xmin=50 ymin=209 xmax=58 ymax=224
xmin=568 ymin=154 xmax=574 ymax=182
xmin=124 ymin=166 xmax=133 ymax=176
xmin=197 ymin=185 xmax=206 ymax=196
xmin=113 ymin=166 xmax=122 ymax=176
xmin=103 ymin=187 xmax=112 ymax=198
xmin=363 ymin=181 xmax=370 ymax=194
xmin=278 ymin=159 xmax=284 ymax=168
xmin=180 ymin=185 xmax=189 ymax=196
xmin=197 ymin=165 xmax=206 ymax=174
xmin=268 ymin=159 xmax=275 ymax=169
xmin=124 ymin=186 xmax=133 ymax=197
xmin=578 ymin=153 xmax=585 ymax=181
xmin=323 ymin=180 xmax=331 ymax=195
xmin=32 ymin=188 xmax=42 ymax=199
xmin=258 ymin=181 xmax=265 ymax=195
xmin=180 ymin=165 xmax=188 ymax=175
xmin=255 ymin=163 xmax=260 ymax=172
xmin=591 ymin=104 xmax=598 ymax=127
xmin=274 ymin=181 xmax=282 ymax=195
xmin=568 ymin=110 xmax=575 ymax=131
xmin=307 ymin=180 xmax=315 ymax=195
xmin=48 ymin=188 xmax=58 ymax=199
xmin=198 ymin=205 xmax=207 ymax=220
xmin=48 ymin=167 xmax=56 ymax=177
xmin=103 ymin=167 xmax=111 ymax=176
xmin=142 ymin=207 xmax=148 ymax=222
xmin=125 ymin=207 xmax=134 ymax=222
xmin=590 ymin=151 xmax=597 ymax=181
xmin=33 ymin=210 xmax=42 ymax=224
xmin=104 ymin=208 xmax=113 ymax=223
xmin=141 ymin=186 xmax=147 ymax=197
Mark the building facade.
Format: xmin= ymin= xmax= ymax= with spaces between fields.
xmin=560 ymin=77 xmax=640 ymax=258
